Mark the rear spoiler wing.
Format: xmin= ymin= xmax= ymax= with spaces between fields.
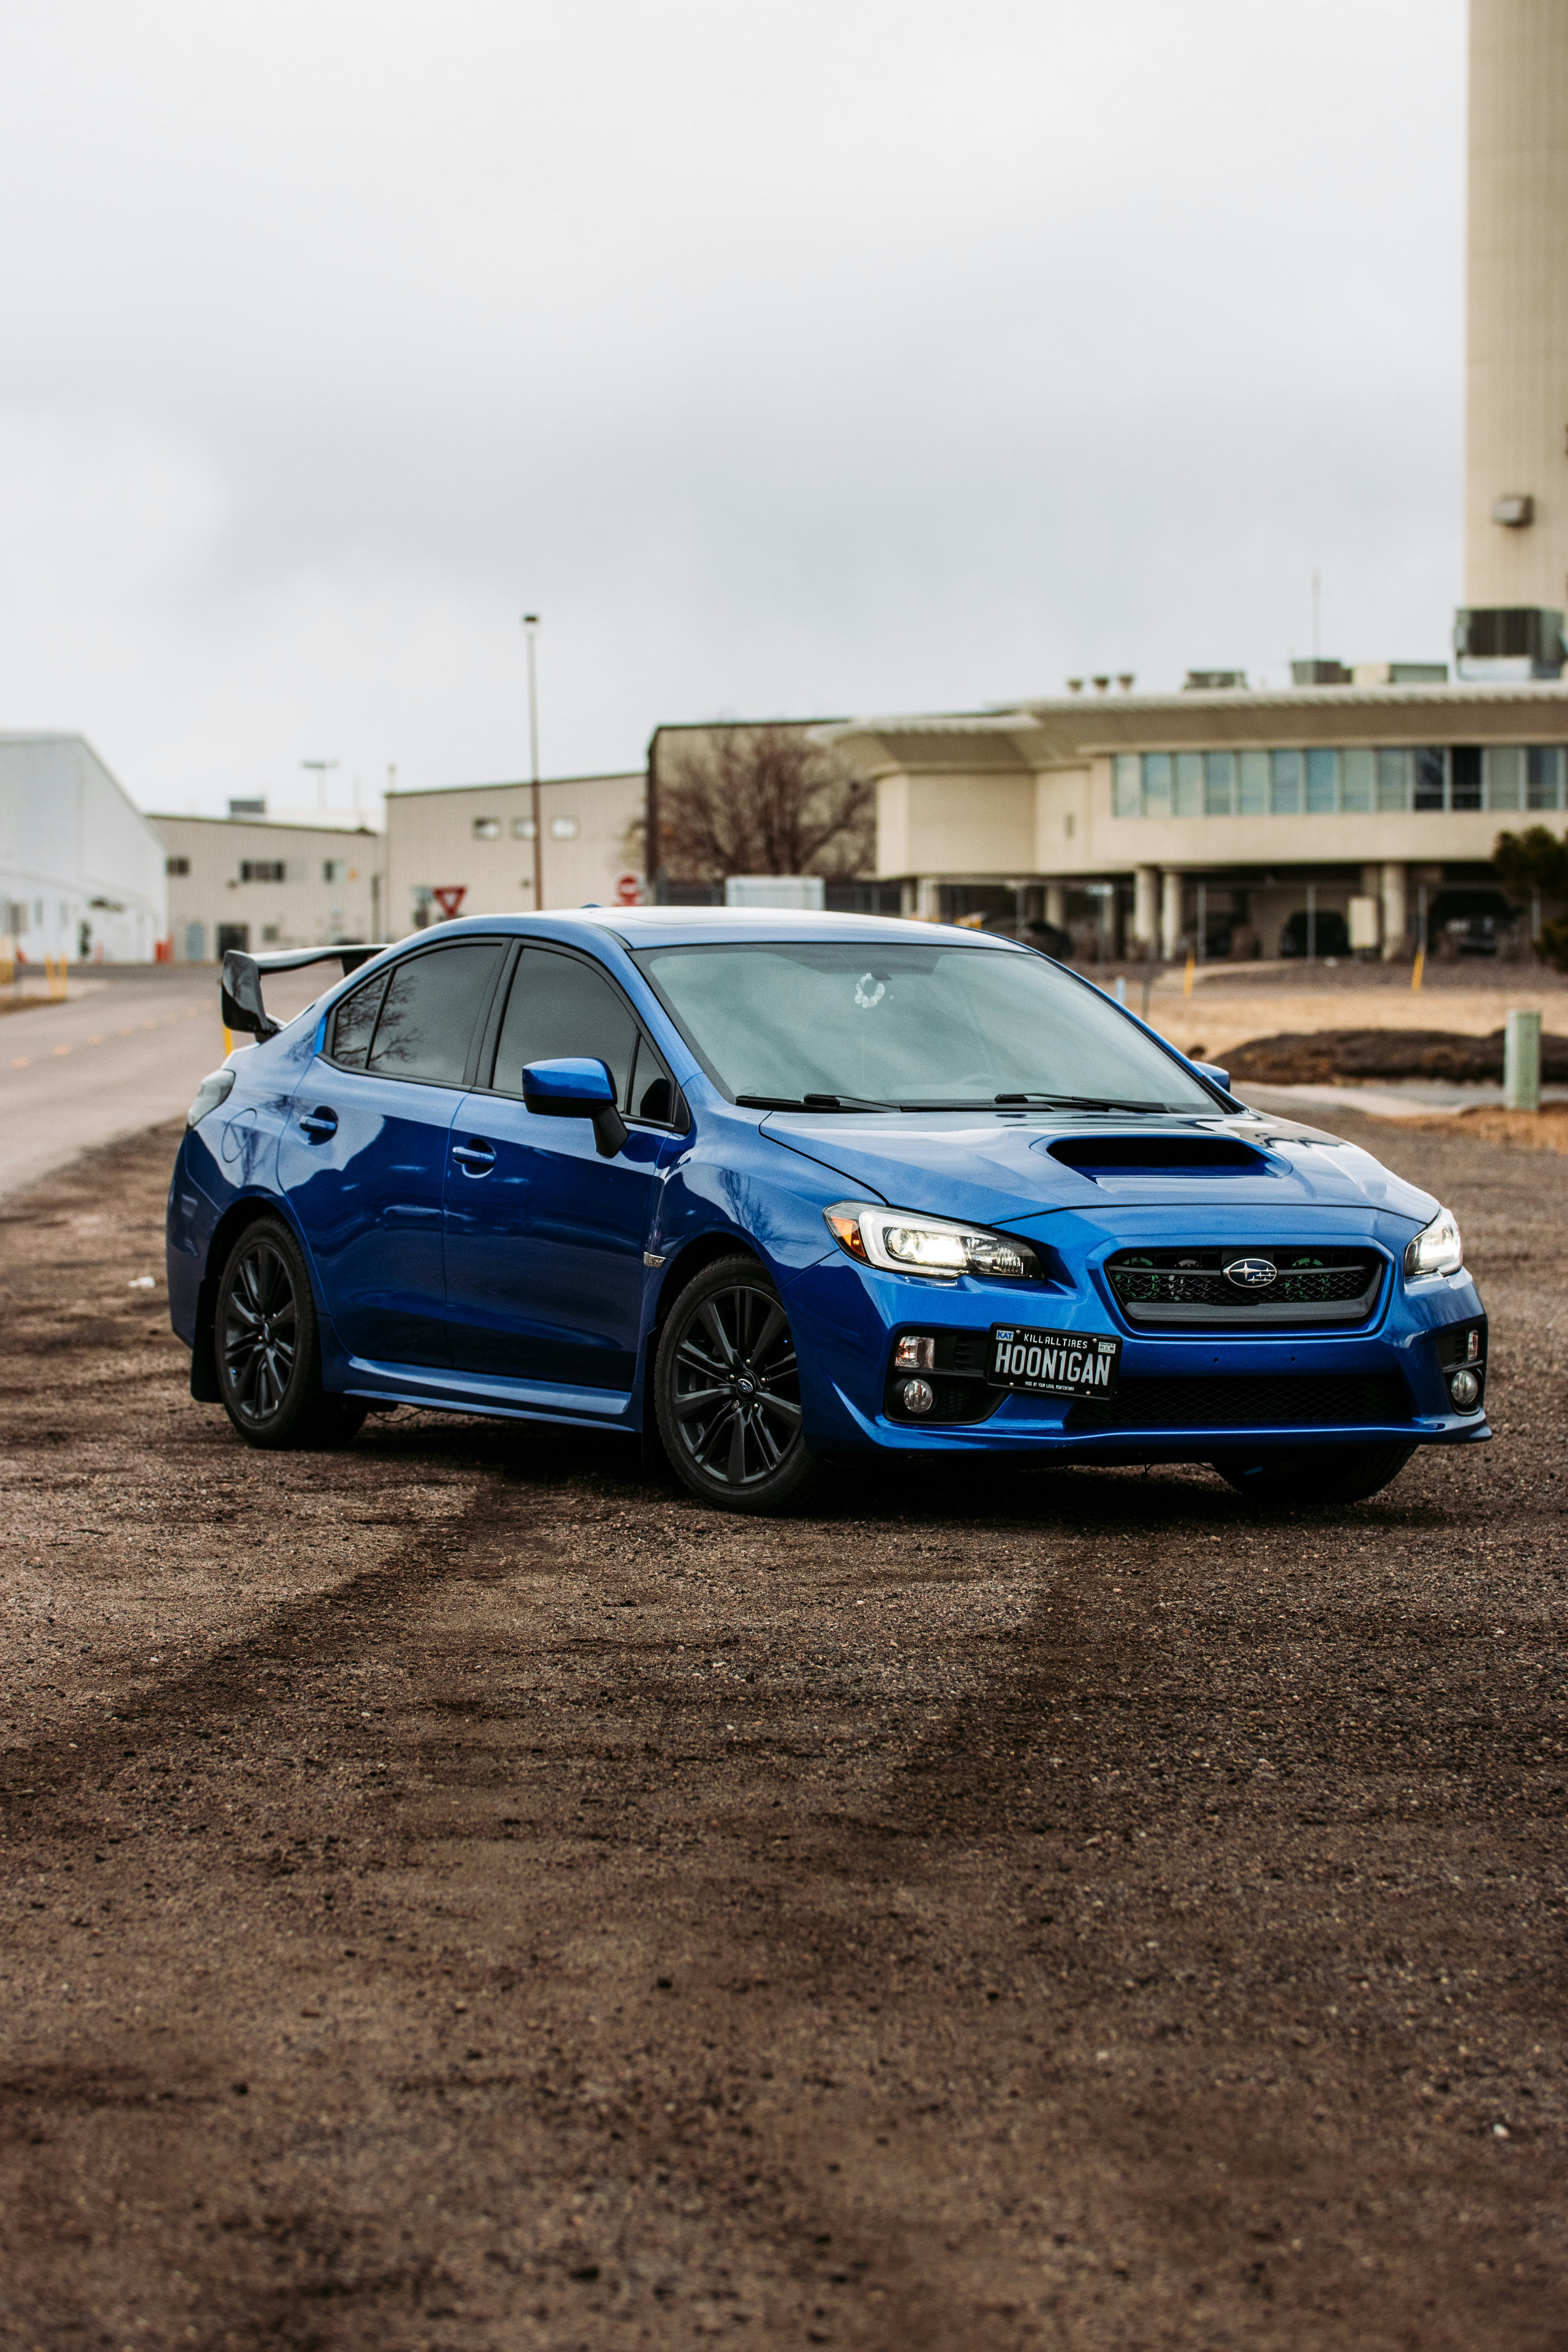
xmin=221 ymin=944 xmax=382 ymax=1043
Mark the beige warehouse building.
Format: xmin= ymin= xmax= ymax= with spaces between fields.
xmin=151 ymin=811 xmax=380 ymax=961
xmin=384 ymin=771 xmax=644 ymax=933
xmin=825 ymin=679 xmax=1568 ymax=959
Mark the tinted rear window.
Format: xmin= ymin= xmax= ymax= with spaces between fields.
xmin=365 ymin=943 xmax=505 ymax=1087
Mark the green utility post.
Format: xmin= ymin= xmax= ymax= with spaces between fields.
xmin=1504 ymin=1009 xmax=1542 ymax=1113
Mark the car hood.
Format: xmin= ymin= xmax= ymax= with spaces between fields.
xmin=761 ymin=1109 xmax=1438 ymax=1228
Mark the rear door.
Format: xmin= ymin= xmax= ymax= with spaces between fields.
xmin=443 ymin=945 xmax=683 ymax=1391
xmin=277 ymin=938 xmax=506 ymax=1366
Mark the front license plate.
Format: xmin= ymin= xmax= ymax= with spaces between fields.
xmin=988 ymin=1324 xmax=1122 ymax=1400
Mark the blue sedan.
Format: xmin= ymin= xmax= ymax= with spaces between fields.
xmin=167 ymin=908 xmax=1490 ymax=1512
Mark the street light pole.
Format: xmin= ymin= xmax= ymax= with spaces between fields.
xmin=301 ymin=758 xmax=338 ymax=813
xmin=523 ymin=613 xmax=542 ymax=912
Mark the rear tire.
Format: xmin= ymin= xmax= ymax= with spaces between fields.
xmin=654 ymin=1255 xmax=821 ymax=1514
xmin=1210 ymin=1441 xmax=1417 ymax=1506
xmin=213 ymin=1217 xmax=365 ymax=1450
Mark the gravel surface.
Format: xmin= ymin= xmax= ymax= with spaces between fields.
xmin=1 ymin=1114 xmax=1565 ymax=2350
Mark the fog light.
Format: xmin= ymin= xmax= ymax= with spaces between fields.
xmin=900 ymin=1378 xmax=936 ymax=1415
xmin=1448 ymin=1367 xmax=1481 ymax=1410
xmin=894 ymin=1334 xmax=936 ymax=1369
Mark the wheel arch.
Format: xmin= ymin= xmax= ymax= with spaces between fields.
xmin=189 ymin=1193 xmax=316 ymax=1403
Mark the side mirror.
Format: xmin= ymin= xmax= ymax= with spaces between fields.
xmin=221 ymin=951 xmax=281 ymax=1041
xmin=1193 ymin=1059 xmax=1232 ymax=1094
xmin=521 ymin=1057 xmax=628 ymax=1159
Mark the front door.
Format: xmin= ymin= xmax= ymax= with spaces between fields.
xmin=278 ymin=937 xmax=506 ymax=1366
xmin=443 ymin=945 xmax=677 ymax=1390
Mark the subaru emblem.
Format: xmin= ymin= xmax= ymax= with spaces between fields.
xmin=1224 ymin=1256 xmax=1278 ymax=1290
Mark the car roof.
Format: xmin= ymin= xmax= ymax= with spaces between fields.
xmin=400 ymin=906 xmax=1028 ymax=952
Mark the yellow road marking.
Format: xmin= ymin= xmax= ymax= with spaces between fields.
xmin=11 ymin=1056 xmax=29 ymax=1068
xmin=52 ymin=1044 xmax=70 ymax=1056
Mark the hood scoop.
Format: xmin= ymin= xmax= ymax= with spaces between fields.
xmin=1043 ymin=1134 xmax=1272 ymax=1178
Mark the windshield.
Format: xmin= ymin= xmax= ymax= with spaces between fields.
xmin=635 ymin=940 xmax=1218 ymax=1112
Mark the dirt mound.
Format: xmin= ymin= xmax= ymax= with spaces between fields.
xmin=1225 ymin=1024 xmax=1568 ymax=1085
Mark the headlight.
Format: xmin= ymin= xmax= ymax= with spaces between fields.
xmin=186 ymin=1067 xmax=236 ymax=1128
xmin=823 ymin=1201 xmax=1043 ymax=1282
xmin=1404 ymin=1205 xmax=1463 ymax=1279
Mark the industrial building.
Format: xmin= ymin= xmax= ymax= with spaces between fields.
xmin=0 ymin=733 xmax=166 ymax=963
xmin=383 ymin=771 xmax=644 ymax=933
xmin=150 ymin=808 xmax=380 ymax=961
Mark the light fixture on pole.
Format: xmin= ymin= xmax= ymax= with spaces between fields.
xmin=301 ymin=759 xmax=338 ymax=813
xmin=522 ymin=613 xmax=542 ymax=910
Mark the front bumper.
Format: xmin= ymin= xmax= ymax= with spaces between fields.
xmin=783 ymin=1247 xmax=1491 ymax=1461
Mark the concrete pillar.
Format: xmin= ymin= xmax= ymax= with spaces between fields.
xmin=915 ymin=876 xmax=941 ymax=922
xmin=1380 ymin=862 xmax=1408 ymax=960
xmin=1044 ymin=882 xmax=1067 ymax=929
xmin=1133 ymin=865 xmax=1158 ymax=954
xmin=1159 ymin=869 xmax=1182 ymax=961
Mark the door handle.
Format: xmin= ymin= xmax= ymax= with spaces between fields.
xmin=298 ymin=1107 xmax=338 ymax=1141
xmin=451 ymin=1139 xmax=496 ymax=1175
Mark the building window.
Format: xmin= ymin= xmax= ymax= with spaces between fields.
xmin=1110 ymin=743 xmax=1568 ymax=817
xmin=322 ymin=859 xmax=346 ymax=883
xmin=472 ymin=817 xmax=501 ymax=839
xmin=165 ymin=855 xmax=190 ymax=876
xmin=1527 ymin=745 xmax=1563 ymax=808
xmin=512 ymin=815 xmax=537 ymax=839
xmin=239 ymin=860 xmax=286 ymax=882
xmin=549 ymin=814 xmax=579 ymax=840
xmin=261 ymin=924 xmax=281 ymax=943
xmin=1203 ymin=751 xmax=1234 ymax=815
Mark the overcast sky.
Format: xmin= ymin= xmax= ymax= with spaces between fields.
xmin=1 ymin=0 xmax=1466 ymax=824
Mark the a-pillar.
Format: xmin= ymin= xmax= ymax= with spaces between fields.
xmin=1380 ymin=862 xmax=1408 ymax=961
xmin=1159 ymin=869 xmax=1183 ymax=961
xmin=1133 ymin=865 xmax=1158 ymax=955
xmin=1044 ymin=882 xmax=1067 ymax=929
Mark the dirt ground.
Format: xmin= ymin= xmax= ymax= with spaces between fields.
xmin=1 ymin=1116 xmax=1565 ymax=2352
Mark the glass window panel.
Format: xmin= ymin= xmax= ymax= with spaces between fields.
xmin=1203 ymin=751 xmax=1234 ymax=815
xmin=331 ymin=970 xmax=389 ymax=1069
xmin=1340 ymin=748 xmax=1374 ymax=811
xmin=1305 ymin=748 xmax=1338 ymax=812
xmin=1414 ymin=747 xmax=1446 ymax=810
xmin=628 ymin=1033 xmax=680 ymax=1124
xmin=1111 ymin=755 xmax=1141 ymax=817
xmin=1486 ymin=746 xmax=1524 ymax=810
xmin=1527 ymin=745 xmax=1563 ymax=809
xmin=1173 ymin=752 xmax=1203 ymax=816
xmin=1270 ymin=750 xmax=1303 ymax=814
xmin=492 ymin=947 xmax=639 ymax=1104
xmin=1237 ymin=751 xmax=1269 ymax=814
xmin=1450 ymin=747 xmax=1482 ymax=810
xmin=637 ymin=941 xmax=1216 ymax=1110
xmin=367 ymin=942 xmax=505 ymax=1087
xmin=1375 ymin=749 xmax=1412 ymax=811
xmin=1142 ymin=753 xmax=1172 ymax=816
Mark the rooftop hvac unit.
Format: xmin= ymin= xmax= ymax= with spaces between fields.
xmin=1290 ymin=659 xmax=1352 ymax=686
xmin=1183 ymin=669 xmax=1248 ymax=692
xmin=1453 ymin=605 xmax=1565 ymax=679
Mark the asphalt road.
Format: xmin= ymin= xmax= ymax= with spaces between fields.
xmin=0 ymin=967 xmax=330 ymax=1197
xmin=0 ymin=1110 xmax=1564 ymax=2351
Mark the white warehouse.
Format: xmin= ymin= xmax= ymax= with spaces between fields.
xmin=0 ymin=734 xmax=167 ymax=963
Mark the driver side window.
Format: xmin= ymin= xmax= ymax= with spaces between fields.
xmin=489 ymin=948 xmax=682 ymax=1126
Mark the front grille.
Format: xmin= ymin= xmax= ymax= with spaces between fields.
xmin=1106 ymin=1247 xmax=1383 ymax=1327
xmin=1068 ymin=1371 xmax=1410 ymax=1431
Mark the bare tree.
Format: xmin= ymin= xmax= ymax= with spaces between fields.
xmin=636 ymin=726 xmax=874 ymax=886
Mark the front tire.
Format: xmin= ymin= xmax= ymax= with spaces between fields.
xmin=1210 ymin=1441 xmax=1417 ymax=1506
xmin=654 ymin=1255 xmax=819 ymax=1513
xmin=213 ymin=1217 xmax=365 ymax=1450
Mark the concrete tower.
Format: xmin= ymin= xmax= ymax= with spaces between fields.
xmin=1460 ymin=0 xmax=1568 ymax=671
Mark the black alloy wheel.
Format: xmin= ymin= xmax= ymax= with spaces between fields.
xmin=1210 ymin=1441 xmax=1417 ymax=1506
xmin=655 ymin=1255 xmax=819 ymax=1512
xmin=213 ymin=1217 xmax=365 ymax=1450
